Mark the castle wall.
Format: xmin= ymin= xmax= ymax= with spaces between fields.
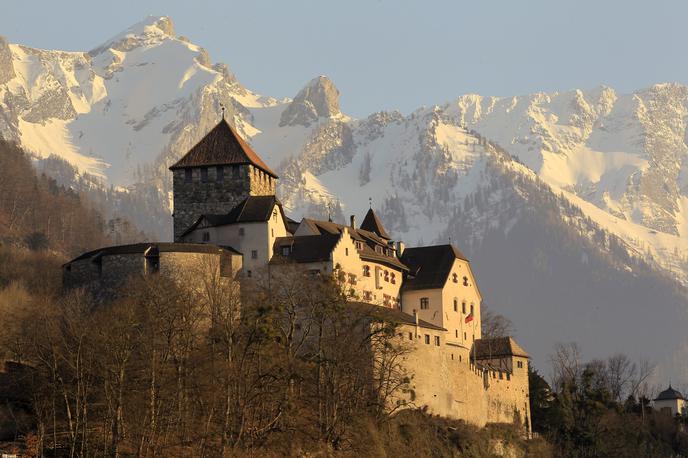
xmin=395 ymin=326 xmax=530 ymax=432
xmin=172 ymin=165 xmax=253 ymax=240
xmin=63 ymin=250 xmax=242 ymax=301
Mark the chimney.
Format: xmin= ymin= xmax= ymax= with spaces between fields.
xmin=350 ymin=214 xmax=356 ymax=229
xmin=397 ymin=241 xmax=405 ymax=256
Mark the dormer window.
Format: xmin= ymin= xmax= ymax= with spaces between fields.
xmin=281 ymin=246 xmax=291 ymax=256
xmin=200 ymin=167 xmax=209 ymax=182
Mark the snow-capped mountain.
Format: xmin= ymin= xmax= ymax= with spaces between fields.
xmin=1 ymin=16 xmax=687 ymax=383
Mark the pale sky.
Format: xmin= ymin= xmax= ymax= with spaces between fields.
xmin=1 ymin=0 xmax=685 ymax=117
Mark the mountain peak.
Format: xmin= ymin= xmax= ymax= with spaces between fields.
xmin=279 ymin=75 xmax=341 ymax=127
xmin=90 ymin=16 xmax=176 ymax=55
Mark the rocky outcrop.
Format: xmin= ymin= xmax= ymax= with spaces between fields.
xmin=279 ymin=76 xmax=340 ymax=127
xmin=0 ymin=36 xmax=15 ymax=85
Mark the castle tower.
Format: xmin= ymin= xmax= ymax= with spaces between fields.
xmin=169 ymin=119 xmax=278 ymax=240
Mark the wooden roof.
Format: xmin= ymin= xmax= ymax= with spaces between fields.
xmin=169 ymin=119 xmax=277 ymax=178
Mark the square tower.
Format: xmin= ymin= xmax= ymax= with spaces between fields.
xmin=169 ymin=119 xmax=278 ymax=240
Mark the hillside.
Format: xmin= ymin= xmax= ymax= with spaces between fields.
xmin=1 ymin=16 xmax=688 ymax=381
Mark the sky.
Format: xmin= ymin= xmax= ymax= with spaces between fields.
xmin=1 ymin=0 xmax=686 ymax=117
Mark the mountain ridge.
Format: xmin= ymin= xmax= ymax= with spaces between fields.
xmin=1 ymin=16 xmax=687 ymax=382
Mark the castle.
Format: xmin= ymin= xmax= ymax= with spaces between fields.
xmin=63 ymin=119 xmax=531 ymax=432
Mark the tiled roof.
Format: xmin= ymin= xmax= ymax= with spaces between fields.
xmin=299 ymin=218 xmax=408 ymax=271
xmin=473 ymin=337 xmax=529 ymax=359
xmin=401 ymin=244 xmax=468 ymax=291
xmin=360 ymin=208 xmax=390 ymax=239
xmin=66 ymin=242 xmax=240 ymax=264
xmin=169 ymin=119 xmax=277 ymax=177
xmin=271 ymin=234 xmax=341 ymax=263
xmin=181 ymin=196 xmax=283 ymax=237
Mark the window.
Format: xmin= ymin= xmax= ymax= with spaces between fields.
xmin=464 ymin=332 xmax=467 ymax=340
xmin=375 ymin=245 xmax=383 ymax=254
xmin=184 ymin=168 xmax=192 ymax=183
xmin=499 ymin=372 xmax=503 ymax=380
xmin=470 ymin=303 xmax=474 ymax=315
xmin=247 ymin=270 xmax=252 ymax=278
xmin=452 ymin=273 xmax=458 ymax=283
xmin=345 ymin=248 xmax=349 ymax=256
xmin=281 ymin=246 xmax=291 ymax=256
xmin=384 ymin=270 xmax=389 ymax=282
xmin=506 ymin=373 xmax=511 ymax=381
xmin=420 ymin=297 xmax=429 ymax=310
xmin=408 ymin=332 xmax=413 ymax=341
xmin=216 ymin=166 xmax=224 ymax=181
xmin=455 ymin=330 xmax=458 ymax=338
xmin=391 ymin=272 xmax=396 ymax=284
xmin=348 ymin=273 xmax=357 ymax=285
xmin=233 ymin=165 xmax=240 ymax=178
xmin=251 ymin=250 xmax=258 ymax=259
xmin=271 ymin=228 xmax=274 ymax=237
xmin=202 ymin=231 xmax=210 ymax=242
xmin=453 ymin=299 xmax=458 ymax=312
xmin=239 ymin=227 xmax=245 ymax=236
xmin=463 ymin=276 xmax=469 ymax=286
xmin=273 ymin=210 xmax=277 ymax=222
xmin=363 ymin=265 xmax=371 ymax=277
xmin=201 ymin=167 xmax=209 ymax=182
xmin=462 ymin=302 xmax=466 ymax=313
xmin=434 ymin=336 xmax=440 ymax=346
xmin=424 ymin=334 xmax=430 ymax=345
xmin=517 ymin=361 xmax=523 ymax=369
xmin=363 ymin=291 xmax=373 ymax=301
xmin=459 ymin=355 xmax=462 ymax=362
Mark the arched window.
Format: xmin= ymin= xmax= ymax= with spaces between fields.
xmin=452 ymin=273 xmax=458 ymax=283
xmin=453 ymin=299 xmax=458 ymax=312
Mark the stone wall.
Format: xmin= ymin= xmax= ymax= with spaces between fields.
xmin=396 ymin=325 xmax=530 ymax=432
xmin=63 ymin=249 xmax=242 ymax=301
xmin=172 ymin=165 xmax=250 ymax=240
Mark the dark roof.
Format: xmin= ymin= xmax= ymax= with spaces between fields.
xmin=271 ymin=234 xmax=341 ymax=263
xmin=348 ymin=301 xmax=445 ymax=331
xmin=169 ymin=119 xmax=277 ymax=177
xmin=360 ymin=208 xmax=390 ymax=239
xmin=299 ymin=218 xmax=408 ymax=271
xmin=655 ymin=386 xmax=685 ymax=401
xmin=181 ymin=196 xmax=283 ymax=237
xmin=473 ymin=337 xmax=529 ymax=359
xmin=401 ymin=244 xmax=469 ymax=291
xmin=66 ymin=242 xmax=240 ymax=265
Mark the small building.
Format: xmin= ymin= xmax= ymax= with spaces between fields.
xmin=654 ymin=386 xmax=686 ymax=416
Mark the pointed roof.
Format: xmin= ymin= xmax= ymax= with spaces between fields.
xmin=401 ymin=244 xmax=469 ymax=291
xmin=655 ymin=386 xmax=685 ymax=401
xmin=359 ymin=208 xmax=390 ymax=239
xmin=169 ymin=119 xmax=277 ymax=178
xmin=474 ymin=337 xmax=529 ymax=359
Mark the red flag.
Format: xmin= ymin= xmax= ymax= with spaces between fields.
xmin=465 ymin=313 xmax=474 ymax=324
